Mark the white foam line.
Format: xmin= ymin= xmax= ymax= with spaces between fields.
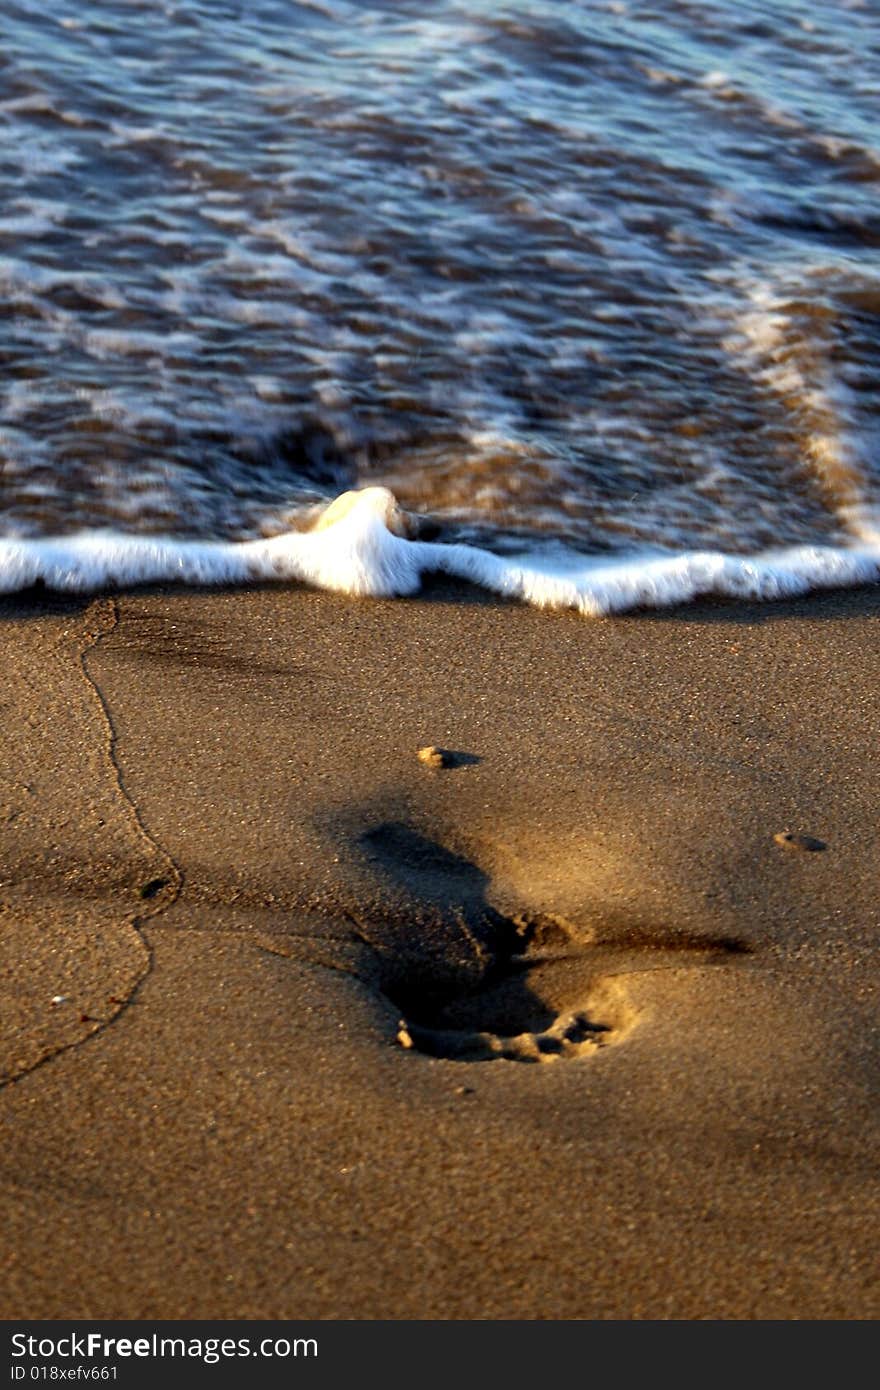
xmin=1 ymin=488 xmax=878 ymax=616
xmin=726 ymin=275 xmax=880 ymax=545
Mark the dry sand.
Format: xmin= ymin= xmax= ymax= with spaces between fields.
xmin=1 ymin=579 xmax=878 ymax=1319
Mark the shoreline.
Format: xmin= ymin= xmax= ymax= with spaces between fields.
xmin=1 ymin=483 xmax=880 ymax=616
xmin=1 ymin=578 xmax=878 ymax=1318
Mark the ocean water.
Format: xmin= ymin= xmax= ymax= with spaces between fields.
xmin=2 ymin=0 xmax=879 ymax=613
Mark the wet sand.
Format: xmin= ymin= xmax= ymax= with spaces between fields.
xmin=1 ymin=579 xmax=878 ymax=1319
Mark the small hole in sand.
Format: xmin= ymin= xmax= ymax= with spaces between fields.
xmin=140 ymin=877 xmax=169 ymax=900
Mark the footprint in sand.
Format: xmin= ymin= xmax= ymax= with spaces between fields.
xmin=354 ymin=822 xmax=749 ymax=1065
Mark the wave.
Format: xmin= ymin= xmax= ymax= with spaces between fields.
xmin=1 ymin=486 xmax=878 ymax=616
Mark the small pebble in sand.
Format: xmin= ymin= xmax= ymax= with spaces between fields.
xmin=50 ymin=995 xmax=67 ymax=1007
xmin=773 ymin=831 xmax=827 ymax=852
xmin=417 ymin=745 xmax=452 ymax=768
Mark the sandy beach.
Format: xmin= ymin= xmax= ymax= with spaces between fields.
xmin=1 ymin=579 xmax=878 ymax=1319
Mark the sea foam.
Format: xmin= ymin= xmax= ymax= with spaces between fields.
xmin=1 ymin=486 xmax=878 ymax=616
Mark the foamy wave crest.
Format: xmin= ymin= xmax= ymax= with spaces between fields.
xmin=1 ymin=487 xmax=878 ymax=616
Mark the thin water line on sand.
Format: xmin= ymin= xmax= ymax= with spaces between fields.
xmin=1 ymin=598 xmax=184 ymax=1088
xmin=81 ymin=595 xmax=184 ymax=912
